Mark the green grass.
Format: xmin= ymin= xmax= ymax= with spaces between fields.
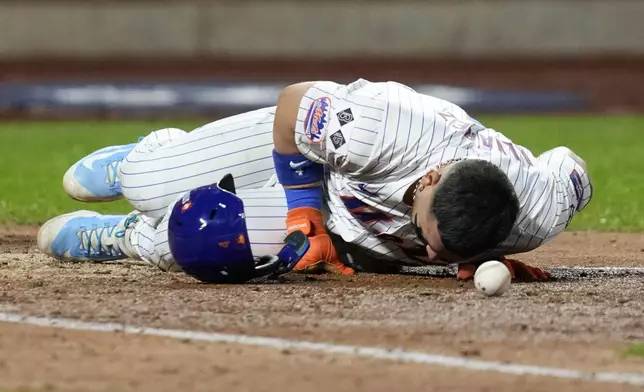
xmin=0 ymin=120 xmax=201 ymax=225
xmin=1 ymin=115 xmax=643 ymax=231
xmin=625 ymin=343 xmax=644 ymax=358
xmin=482 ymin=115 xmax=644 ymax=232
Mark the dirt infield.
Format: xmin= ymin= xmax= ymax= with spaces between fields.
xmin=1 ymin=56 xmax=643 ymax=390
xmin=1 ymin=227 xmax=643 ymax=391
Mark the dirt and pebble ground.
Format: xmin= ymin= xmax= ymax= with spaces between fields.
xmin=0 ymin=227 xmax=643 ymax=391
xmin=1 ymin=57 xmax=644 ymax=390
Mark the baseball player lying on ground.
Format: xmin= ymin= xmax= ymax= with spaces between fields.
xmin=37 ymin=79 xmax=592 ymax=282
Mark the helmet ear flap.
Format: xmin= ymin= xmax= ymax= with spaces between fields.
xmin=218 ymin=173 xmax=236 ymax=194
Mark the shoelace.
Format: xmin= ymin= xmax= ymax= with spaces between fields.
xmin=78 ymin=215 xmax=137 ymax=257
xmin=103 ymin=140 xmax=143 ymax=185
xmin=104 ymin=160 xmax=121 ymax=185
xmin=78 ymin=225 xmax=122 ymax=257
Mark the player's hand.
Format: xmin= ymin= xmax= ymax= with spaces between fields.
xmin=501 ymin=258 xmax=550 ymax=281
xmin=286 ymin=207 xmax=356 ymax=275
xmin=292 ymin=233 xmax=355 ymax=275
xmin=456 ymin=258 xmax=550 ymax=282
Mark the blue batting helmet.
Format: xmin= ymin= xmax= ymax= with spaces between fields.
xmin=168 ymin=174 xmax=308 ymax=283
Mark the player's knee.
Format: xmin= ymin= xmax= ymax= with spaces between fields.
xmin=143 ymin=127 xmax=187 ymax=147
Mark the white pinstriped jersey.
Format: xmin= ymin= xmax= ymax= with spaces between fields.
xmin=295 ymin=79 xmax=592 ymax=264
xmin=122 ymin=79 xmax=591 ymax=269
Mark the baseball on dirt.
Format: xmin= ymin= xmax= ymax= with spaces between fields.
xmin=474 ymin=260 xmax=511 ymax=297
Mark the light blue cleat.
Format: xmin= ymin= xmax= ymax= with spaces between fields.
xmin=63 ymin=143 xmax=136 ymax=202
xmin=37 ymin=211 xmax=138 ymax=262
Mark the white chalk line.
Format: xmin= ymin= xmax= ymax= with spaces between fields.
xmin=405 ymin=266 xmax=644 ymax=272
xmin=1 ymin=313 xmax=644 ymax=386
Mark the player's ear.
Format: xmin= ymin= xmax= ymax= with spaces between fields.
xmin=421 ymin=170 xmax=442 ymax=187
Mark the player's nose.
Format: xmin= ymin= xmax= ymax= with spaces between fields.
xmin=424 ymin=245 xmax=440 ymax=263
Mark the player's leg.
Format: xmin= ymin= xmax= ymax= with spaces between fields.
xmin=37 ymin=210 xmax=141 ymax=263
xmin=39 ymin=185 xmax=289 ymax=267
xmin=62 ymin=128 xmax=186 ymax=202
xmin=119 ymin=107 xmax=277 ymax=218
xmin=130 ymin=186 xmax=289 ymax=271
xmin=63 ymin=107 xmax=277 ymax=213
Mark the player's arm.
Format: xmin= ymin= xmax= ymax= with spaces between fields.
xmin=276 ymin=80 xmax=447 ymax=181
xmin=274 ymin=83 xmax=315 ymax=157
xmin=490 ymin=147 xmax=591 ymax=282
xmin=272 ymin=83 xmax=354 ymax=275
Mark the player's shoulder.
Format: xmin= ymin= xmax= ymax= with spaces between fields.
xmin=344 ymin=79 xmax=420 ymax=96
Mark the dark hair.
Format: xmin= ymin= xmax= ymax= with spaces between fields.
xmin=431 ymin=159 xmax=519 ymax=258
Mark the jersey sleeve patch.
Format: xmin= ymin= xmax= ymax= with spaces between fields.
xmin=303 ymin=97 xmax=331 ymax=144
xmin=330 ymin=130 xmax=346 ymax=149
xmin=570 ymin=169 xmax=584 ymax=210
xmin=336 ymin=108 xmax=354 ymax=126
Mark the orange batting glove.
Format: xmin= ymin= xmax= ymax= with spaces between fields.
xmin=457 ymin=257 xmax=550 ymax=282
xmin=286 ymin=207 xmax=355 ymax=275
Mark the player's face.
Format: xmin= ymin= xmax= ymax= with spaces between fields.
xmin=411 ymin=212 xmax=444 ymax=262
xmin=411 ymin=170 xmax=445 ymax=262
xmin=411 ymin=165 xmax=465 ymax=264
